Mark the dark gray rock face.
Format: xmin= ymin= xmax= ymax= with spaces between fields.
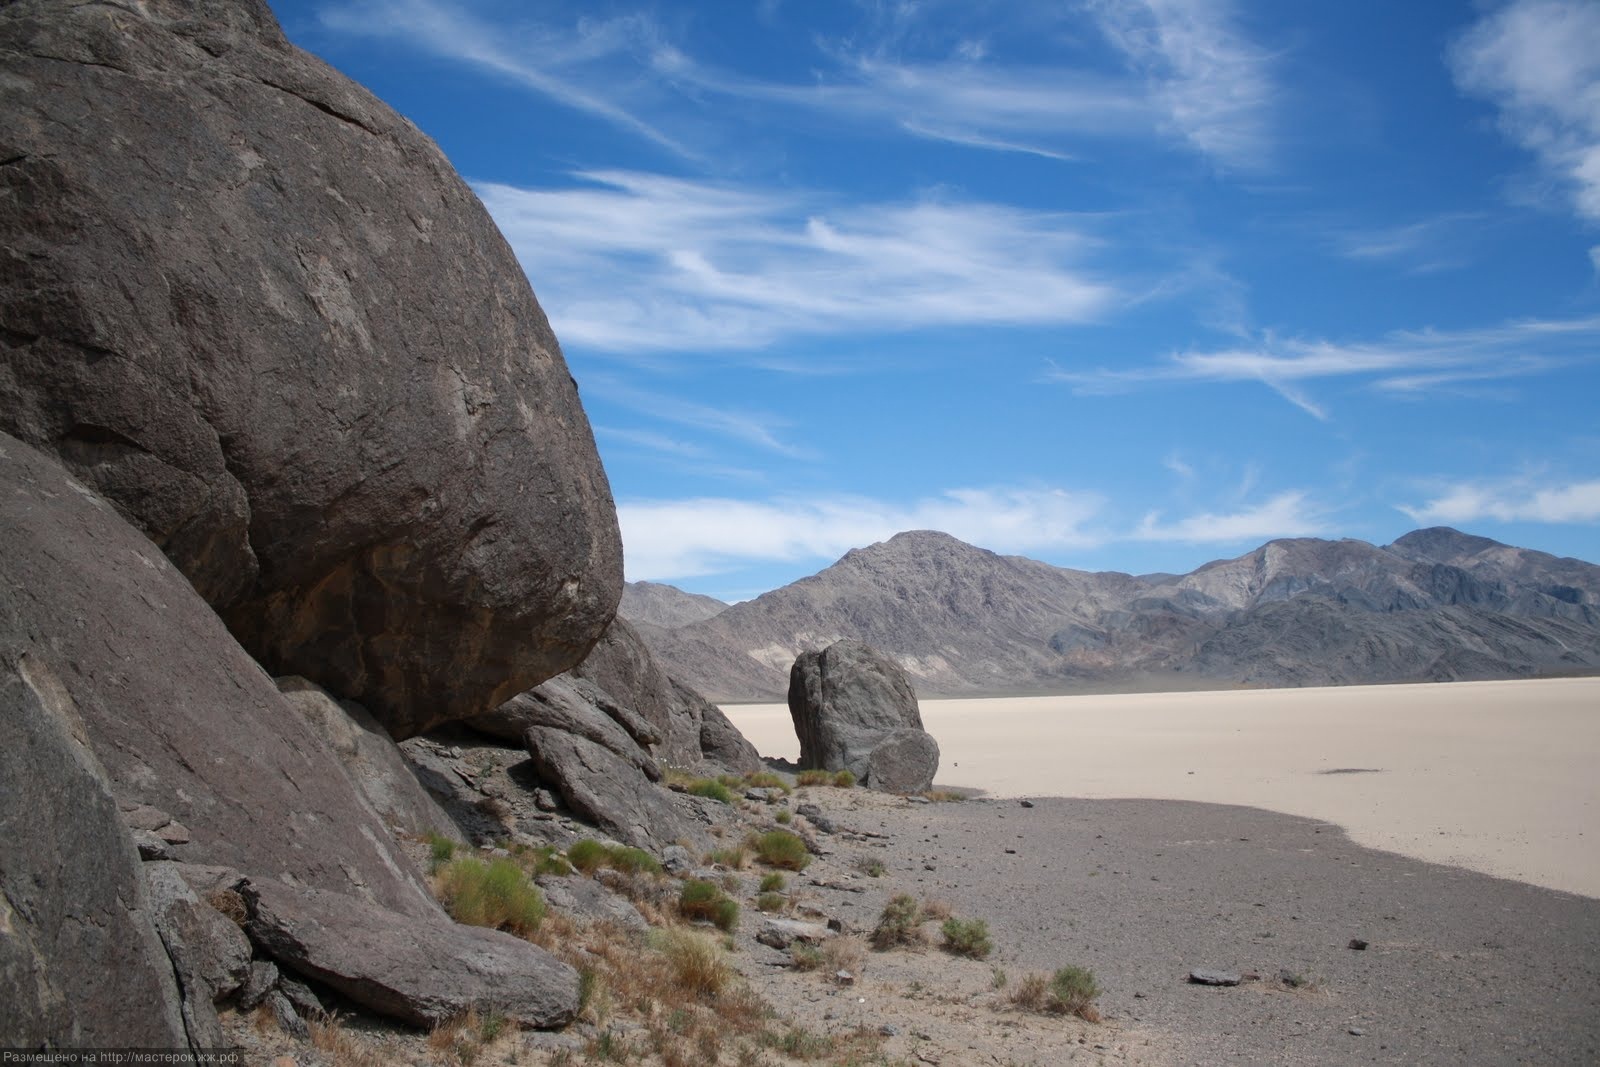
xmin=0 ymin=432 xmax=438 ymax=919
xmin=143 ymin=862 xmax=253 ymax=1047
xmin=0 ymin=0 xmax=621 ymax=737
xmin=524 ymin=727 xmax=701 ymax=851
xmin=788 ymin=640 xmax=939 ymax=792
xmin=241 ymin=878 xmax=580 ymax=1030
xmin=474 ymin=676 xmax=662 ymax=781
xmin=572 ymin=618 xmax=761 ymax=774
xmin=276 ymin=676 xmax=461 ymax=842
xmin=0 ymin=634 xmax=189 ymax=1048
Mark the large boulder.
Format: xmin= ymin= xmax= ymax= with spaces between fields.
xmin=788 ymin=640 xmax=940 ymax=792
xmin=0 ymin=0 xmax=621 ymax=737
xmin=241 ymin=878 xmax=581 ymax=1030
xmin=0 ymin=636 xmax=189 ymax=1048
xmin=0 ymin=432 xmax=438 ymax=919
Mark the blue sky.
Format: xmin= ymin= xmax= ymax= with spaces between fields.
xmin=271 ymin=0 xmax=1600 ymax=601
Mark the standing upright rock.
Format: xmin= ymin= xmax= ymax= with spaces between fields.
xmin=0 ymin=0 xmax=621 ymax=736
xmin=788 ymin=640 xmax=940 ymax=792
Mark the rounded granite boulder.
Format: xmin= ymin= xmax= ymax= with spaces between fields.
xmin=0 ymin=0 xmax=621 ymax=736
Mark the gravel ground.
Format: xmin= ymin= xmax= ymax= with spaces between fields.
xmin=793 ymin=790 xmax=1600 ymax=1066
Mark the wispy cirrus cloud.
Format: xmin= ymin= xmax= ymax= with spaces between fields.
xmin=1133 ymin=489 xmax=1325 ymax=543
xmin=1450 ymin=0 xmax=1600 ymax=223
xmin=477 ymin=171 xmax=1116 ymax=353
xmin=585 ymin=376 xmax=811 ymax=458
xmin=1399 ymin=477 xmax=1600 ymax=526
xmin=620 ymin=483 xmax=1335 ymax=581
xmin=1316 ymin=212 xmax=1487 ymax=274
xmin=316 ymin=0 xmax=1275 ymax=170
xmin=1051 ymin=314 xmax=1600 ymax=419
xmin=618 ymin=487 xmax=1109 ymax=580
xmin=317 ymin=0 xmax=690 ymax=156
xmin=1087 ymin=0 xmax=1277 ymax=170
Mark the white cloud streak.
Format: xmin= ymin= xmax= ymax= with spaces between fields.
xmin=1133 ymin=490 xmax=1324 ymax=543
xmin=620 ymin=484 xmax=1333 ymax=580
xmin=1451 ymin=0 xmax=1600 ymax=222
xmin=1052 ymin=314 xmax=1600 ymax=418
xmin=1088 ymin=0 xmax=1276 ymax=170
xmin=477 ymin=171 xmax=1116 ymax=352
xmin=1399 ymin=478 xmax=1600 ymax=526
xmin=318 ymin=0 xmax=690 ymax=156
xmin=316 ymin=0 xmax=1274 ymax=169
xmin=618 ymin=487 xmax=1108 ymax=580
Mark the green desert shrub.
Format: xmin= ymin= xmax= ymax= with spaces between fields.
xmin=687 ymin=779 xmax=735 ymax=805
xmin=566 ymin=839 xmax=608 ymax=874
xmin=758 ymin=872 xmax=786 ymax=893
xmin=830 ymin=770 xmax=856 ymax=788
xmin=775 ymin=809 xmax=793 ymax=824
xmin=855 ymin=856 xmax=886 ymax=878
xmin=743 ymin=771 xmax=792 ymax=794
xmin=794 ymin=769 xmax=831 ymax=787
xmin=753 ymin=830 xmax=811 ymax=871
xmin=1010 ymin=966 xmax=1101 ymax=1020
xmin=1049 ymin=966 xmax=1101 ymax=1018
xmin=565 ymin=839 xmax=662 ymax=878
xmin=434 ymin=857 xmax=545 ymax=937
xmin=424 ymin=832 xmax=457 ymax=872
xmin=606 ymin=846 xmax=662 ymax=876
xmin=755 ymin=892 xmax=786 ymax=913
xmin=940 ymin=917 xmax=993 ymax=959
xmin=871 ymin=894 xmax=925 ymax=950
xmin=510 ymin=842 xmax=571 ymax=877
xmin=679 ymin=879 xmax=740 ymax=932
xmin=706 ymin=842 xmax=749 ymax=869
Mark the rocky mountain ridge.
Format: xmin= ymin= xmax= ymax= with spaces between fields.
xmin=630 ymin=528 xmax=1600 ymax=701
xmin=620 ymin=580 xmax=729 ymax=628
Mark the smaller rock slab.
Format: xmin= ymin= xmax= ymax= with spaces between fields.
xmin=1188 ymin=970 xmax=1243 ymax=986
xmin=240 ymin=879 xmax=579 ymax=1029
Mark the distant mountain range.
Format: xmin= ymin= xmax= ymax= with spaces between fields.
xmin=618 ymin=580 xmax=730 ymax=629
xmin=622 ymin=528 xmax=1600 ymax=702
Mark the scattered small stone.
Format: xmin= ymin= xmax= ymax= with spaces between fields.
xmin=1349 ymin=1027 xmax=1367 ymax=1036
xmin=1003 ymin=848 xmax=1017 ymax=855
xmin=661 ymin=845 xmax=692 ymax=874
xmin=880 ymin=1024 xmax=901 ymax=1036
xmin=827 ymin=917 xmax=845 ymax=933
xmin=834 ymin=970 xmax=855 ymax=986
xmin=906 ymin=796 xmax=930 ymax=805
xmin=1019 ymin=799 xmax=1034 ymax=808
xmin=923 ymin=863 xmax=936 ymax=871
xmin=1348 ymin=938 xmax=1369 ymax=950
xmin=1188 ymin=970 xmax=1242 ymax=986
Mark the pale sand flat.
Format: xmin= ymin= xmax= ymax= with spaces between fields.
xmin=725 ymin=676 xmax=1600 ymax=898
